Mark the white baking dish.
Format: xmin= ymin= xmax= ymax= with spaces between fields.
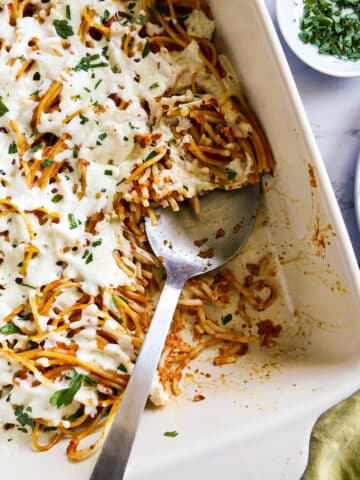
xmin=2 ymin=1 xmax=360 ymax=479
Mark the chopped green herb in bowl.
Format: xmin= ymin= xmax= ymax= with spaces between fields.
xmin=299 ymin=0 xmax=360 ymax=61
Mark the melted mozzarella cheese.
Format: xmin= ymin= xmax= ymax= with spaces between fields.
xmin=0 ymin=0 xmax=250 ymax=430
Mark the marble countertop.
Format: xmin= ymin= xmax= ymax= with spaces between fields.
xmin=265 ymin=0 xmax=360 ymax=261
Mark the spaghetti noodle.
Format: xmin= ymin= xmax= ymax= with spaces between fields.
xmin=0 ymin=0 xmax=276 ymax=460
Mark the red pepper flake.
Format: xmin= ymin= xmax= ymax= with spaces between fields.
xmin=194 ymin=238 xmax=208 ymax=247
xmin=193 ymin=394 xmax=205 ymax=402
xmin=246 ymin=263 xmax=260 ymax=276
xmin=215 ymin=228 xmax=225 ymax=239
xmin=198 ymin=248 xmax=214 ymax=259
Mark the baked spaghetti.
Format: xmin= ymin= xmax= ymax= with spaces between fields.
xmin=0 ymin=0 xmax=275 ymax=460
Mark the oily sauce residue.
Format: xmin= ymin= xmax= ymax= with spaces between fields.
xmin=312 ymin=216 xmax=334 ymax=258
xmin=308 ymin=163 xmax=318 ymax=188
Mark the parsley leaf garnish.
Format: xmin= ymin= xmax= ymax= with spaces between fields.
xmin=142 ymin=40 xmax=151 ymax=58
xmin=164 ymin=431 xmax=178 ymax=438
xmin=74 ymin=54 xmax=108 ymax=72
xmin=0 ymin=97 xmax=9 ymax=117
xmin=101 ymin=9 xmax=111 ymax=24
xmin=79 ymin=114 xmax=89 ymax=124
xmin=92 ymin=239 xmax=102 ymax=247
xmin=144 ymin=150 xmax=157 ymax=162
xmin=49 ymin=369 xmax=83 ymax=409
xmin=225 ymin=167 xmax=237 ymax=180
xmin=0 ymin=323 xmax=21 ymax=335
xmin=221 ymin=314 xmax=233 ymax=325
xmin=67 ymin=407 xmax=83 ymax=422
xmin=118 ymin=363 xmax=128 ymax=373
xmin=41 ymin=159 xmax=53 ymax=169
xmin=51 ymin=194 xmax=63 ymax=203
xmin=68 ymin=213 xmax=78 ymax=230
xmin=8 ymin=143 xmax=17 ymax=154
xmin=137 ymin=14 xmax=148 ymax=25
xmin=15 ymin=406 xmax=34 ymax=429
xmin=53 ymin=19 xmax=74 ymax=39
xmin=83 ymin=375 xmax=98 ymax=386
xmin=85 ymin=253 xmax=93 ymax=264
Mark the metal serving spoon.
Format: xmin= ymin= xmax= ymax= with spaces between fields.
xmin=90 ymin=185 xmax=260 ymax=480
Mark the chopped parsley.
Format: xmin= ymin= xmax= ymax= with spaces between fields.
xmin=0 ymin=97 xmax=9 ymax=117
xmin=85 ymin=253 xmax=93 ymax=265
xmin=79 ymin=114 xmax=89 ymax=125
xmin=164 ymin=431 xmax=178 ymax=438
xmin=299 ymin=0 xmax=360 ymax=60
xmin=51 ymin=194 xmax=63 ymax=203
xmin=101 ymin=9 xmax=111 ymax=24
xmin=15 ymin=406 xmax=34 ymax=430
xmin=97 ymin=132 xmax=108 ymax=145
xmin=118 ymin=363 xmax=128 ymax=373
xmin=68 ymin=213 xmax=78 ymax=229
xmin=137 ymin=14 xmax=148 ymax=25
xmin=83 ymin=375 xmax=98 ymax=386
xmin=19 ymin=55 xmax=26 ymax=62
xmin=74 ymin=54 xmax=108 ymax=72
xmin=221 ymin=314 xmax=233 ymax=325
xmin=129 ymin=122 xmax=138 ymax=130
xmin=102 ymin=46 xmax=109 ymax=60
xmin=112 ymin=294 xmax=120 ymax=310
xmin=150 ymin=82 xmax=159 ymax=89
xmin=0 ymin=323 xmax=21 ymax=335
xmin=142 ymin=39 xmax=151 ymax=58
xmin=104 ymin=169 xmax=113 ymax=176
xmin=94 ymin=78 xmax=102 ymax=90
xmin=169 ymin=138 xmax=177 ymax=145
xmin=119 ymin=295 xmax=129 ymax=305
xmin=92 ymin=238 xmax=102 ymax=247
xmin=225 ymin=167 xmax=237 ymax=180
xmin=49 ymin=369 xmax=83 ymax=409
xmin=66 ymin=5 xmax=71 ymax=20
xmin=67 ymin=407 xmax=83 ymax=422
xmin=144 ymin=150 xmax=157 ymax=162
xmin=40 ymin=159 xmax=53 ymax=169
xmin=8 ymin=143 xmax=17 ymax=154
xmin=53 ymin=19 xmax=74 ymax=39
xmin=44 ymin=426 xmax=57 ymax=432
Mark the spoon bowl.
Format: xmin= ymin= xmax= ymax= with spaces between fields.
xmin=146 ymin=185 xmax=260 ymax=281
xmin=90 ymin=185 xmax=260 ymax=480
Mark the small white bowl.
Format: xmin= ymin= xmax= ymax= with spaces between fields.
xmin=355 ymin=152 xmax=360 ymax=230
xmin=276 ymin=0 xmax=360 ymax=78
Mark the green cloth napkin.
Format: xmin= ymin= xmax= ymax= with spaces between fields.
xmin=302 ymin=391 xmax=360 ymax=480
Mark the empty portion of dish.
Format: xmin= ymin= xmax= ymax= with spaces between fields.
xmin=0 ymin=0 xmax=274 ymax=460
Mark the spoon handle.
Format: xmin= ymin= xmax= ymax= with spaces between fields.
xmin=90 ymin=275 xmax=185 ymax=480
